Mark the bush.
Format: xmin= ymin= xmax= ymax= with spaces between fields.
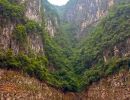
xmin=13 ymin=24 xmax=27 ymax=45
xmin=0 ymin=50 xmax=49 ymax=80
xmin=0 ymin=0 xmax=24 ymax=21
xmin=25 ymin=20 xmax=42 ymax=34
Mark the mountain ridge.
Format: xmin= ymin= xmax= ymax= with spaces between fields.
xmin=1 ymin=0 xmax=130 ymax=99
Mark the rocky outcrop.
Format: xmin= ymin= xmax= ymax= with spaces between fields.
xmin=25 ymin=0 xmax=42 ymax=23
xmin=46 ymin=19 xmax=57 ymax=37
xmin=0 ymin=21 xmax=15 ymax=50
xmin=103 ymin=37 xmax=130 ymax=62
xmin=63 ymin=0 xmax=120 ymax=37
xmin=43 ymin=0 xmax=59 ymax=37
xmin=0 ymin=68 xmax=130 ymax=100
xmin=0 ymin=69 xmax=63 ymax=100
xmin=0 ymin=0 xmax=44 ymax=54
xmin=85 ymin=70 xmax=130 ymax=100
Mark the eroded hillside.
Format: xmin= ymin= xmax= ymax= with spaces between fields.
xmin=0 ymin=68 xmax=130 ymax=100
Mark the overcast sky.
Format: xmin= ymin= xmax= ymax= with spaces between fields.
xmin=48 ymin=0 xmax=69 ymax=6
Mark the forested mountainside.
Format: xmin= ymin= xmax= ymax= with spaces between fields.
xmin=62 ymin=0 xmax=130 ymax=38
xmin=1 ymin=0 xmax=130 ymax=99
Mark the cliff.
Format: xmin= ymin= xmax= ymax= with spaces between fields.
xmin=63 ymin=0 xmax=130 ymax=37
xmin=103 ymin=37 xmax=130 ymax=62
xmin=1 ymin=0 xmax=130 ymax=99
xmin=0 ymin=0 xmax=44 ymax=54
xmin=43 ymin=0 xmax=60 ymax=37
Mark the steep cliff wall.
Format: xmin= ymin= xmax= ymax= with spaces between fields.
xmin=103 ymin=37 xmax=130 ymax=62
xmin=63 ymin=0 xmax=121 ymax=37
xmin=25 ymin=0 xmax=42 ymax=23
xmin=0 ymin=0 xmax=44 ymax=54
xmin=1 ymin=0 xmax=130 ymax=99
xmin=43 ymin=0 xmax=60 ymax=37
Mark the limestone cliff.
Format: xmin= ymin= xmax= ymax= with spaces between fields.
xmin=1 ymin=0 xmax=130 ymax=99
xmin=43 ymin=0 xmax=60 ymax=37
xmin=63 ymin=0 xmax=123 ymax=37
xmin=25 ymin=0 xmax=42 ymax=23
xmin=0 ymin=0 xmax=44 ymax=54
xmin=103 ymin=37 xmax=130 ymax=62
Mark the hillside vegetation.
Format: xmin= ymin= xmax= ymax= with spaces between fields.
xmin=1 ymin=0 xmax=130 ymax=92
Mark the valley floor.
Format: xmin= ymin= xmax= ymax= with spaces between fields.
xmin=0 ymin=69 xmax=130 ymax=100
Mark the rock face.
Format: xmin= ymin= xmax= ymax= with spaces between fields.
xmin=45 ymin=18 xmax=58 ymax=37
xmin=0 ymin=69 xmax=130 ymax=100
xmin=25 ymin=0 xmax=42 ymax=23
xmin=1 ymin=0 xmax=130 ymax=99
xmin=43 ymin=0 xmax=60 ymax=37
xmin=63 ymin=0 xmax=119 ymax=36
xmin=103 ymin=37 xmax=130 ymax=62
xmin=0 ymin=0 xmax=44 ymax=54
xmin=86 ymin=70 xmax=130 ymax=100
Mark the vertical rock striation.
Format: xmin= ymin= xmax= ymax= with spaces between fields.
xmin=103 ymin=38 xmax=130 ymax=62
xmin=63 ymin=0 xmax=118 ymax=36
xmin=0 ymin=0 xmax=44 ymax=54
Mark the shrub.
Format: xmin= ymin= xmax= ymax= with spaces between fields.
xmin=25 ymin=20 xmax=42 ymax=34
xmin=0 ymin=0 xmax=24 ymax=21
xmin=13 ymin=24 xmax=27 ymax=45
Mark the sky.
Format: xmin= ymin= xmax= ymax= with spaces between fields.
xmin=48 ymin=0 xmax=69 ymax=6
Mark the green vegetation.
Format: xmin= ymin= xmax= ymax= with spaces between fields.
xmin=0 ymin=49 xmax=49 ymax=81
xmin=12 ymin=21 xmax=42 ymax=46
xmin=9 ymin=13 xmax=43 ymax=46
xmin=1 ymin=0 xmax=130 ymax=92
xmin=0 ymin=0 xmax=24 ymax=21
xmin=13 ymin=24 xmax=27 ymax=45
xmin=25 ymin=20 xmax=42 ymax=34
xmin=74 ymin=4 xmax=130 ymax=74
xmin=40 ymin=3 xmax=130 ymax=92
xmin=0 ymin=49 xmax=130 ymax=92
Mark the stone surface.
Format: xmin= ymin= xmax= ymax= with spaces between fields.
xmin=0 ymin=69 xmax=130 ymax=100
xmin=63 ymin=0 xmax=119 ymax=37
xmin=43 ymin=0 xmax=60 ymax=37
xmin=103 ymin=37 xmax=130 ymax=62
xmin=0 ymin=0 xmax=44 ymax=54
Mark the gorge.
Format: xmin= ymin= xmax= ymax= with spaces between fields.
xmin=0 ymin=0 xmax=130 ymax=99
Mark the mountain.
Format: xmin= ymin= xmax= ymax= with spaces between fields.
xmin=1 ymin=0 xmax=130 ymax=99
xmin=61 ymin=0 xmax=130 ymax=38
